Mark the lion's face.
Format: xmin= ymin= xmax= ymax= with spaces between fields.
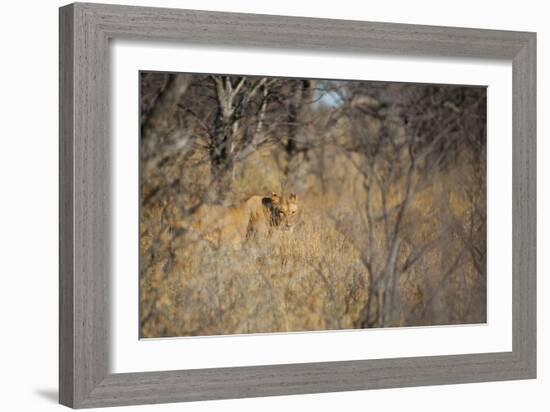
xmin=272 ymin=193 xmax=299 ymax=231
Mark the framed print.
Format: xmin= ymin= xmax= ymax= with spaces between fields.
xmin=59 ymin=2 xmax=536 ymax=408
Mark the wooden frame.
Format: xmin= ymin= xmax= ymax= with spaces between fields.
xmin=59 ymin=2 xmax=536 ymax=408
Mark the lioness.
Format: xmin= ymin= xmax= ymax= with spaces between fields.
xmin=190 ymin=192 xmax=298 ymax=247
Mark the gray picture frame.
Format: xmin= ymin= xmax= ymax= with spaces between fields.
xmin=59 ymin=2 xmax=536 ymax=408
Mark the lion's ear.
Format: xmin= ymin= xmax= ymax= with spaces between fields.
xmin=289 ymin=193 xmax=297 ymax=201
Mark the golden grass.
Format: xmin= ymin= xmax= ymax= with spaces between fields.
xmin=140 ymin=149 xmax=485 ymax=337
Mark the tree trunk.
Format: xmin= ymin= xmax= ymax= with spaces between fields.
xmin=209 ymin=109 xmax=236 ymax=199
xmin=382 ymin=238 xmax=402 ymax=326
xmin=284 ymin=79 xmax=315 ymax=176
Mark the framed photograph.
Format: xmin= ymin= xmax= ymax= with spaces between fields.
xmin=59 ymin=2 xmax=536 ymax=408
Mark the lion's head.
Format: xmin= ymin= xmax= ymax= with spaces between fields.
xmin=263 ymin=192 xmax=299 ymax=231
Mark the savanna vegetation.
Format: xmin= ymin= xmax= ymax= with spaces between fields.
xmin=139 ymin=72 xmax=486 ymax=338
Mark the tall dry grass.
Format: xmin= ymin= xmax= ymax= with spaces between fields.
xmin=140 ymin=148 xmax=485 ymax=338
